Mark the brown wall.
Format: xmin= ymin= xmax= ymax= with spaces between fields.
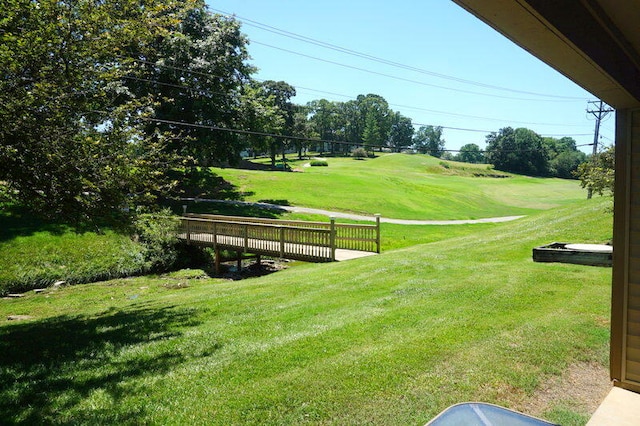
xmin=612 ymin=109 xmax=640 ymax=393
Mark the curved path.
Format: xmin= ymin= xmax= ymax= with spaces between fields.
xmin=180 ymin=198 xmax=524 ymax=225
xmin=281 ymin=205 xmax=524 ymax=225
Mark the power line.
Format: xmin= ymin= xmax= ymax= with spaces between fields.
xmin=142 ymin=117 xmax=379 ymax=148
xmin=251 ymin=40 xmax=581 ymax=103
xmin=142 ymin=117 xmax=594 ymax=154
xmin=211 ymin=8 xmax=587 ymax=101
xmin=125 ymin=57 xmax=594 ymax=129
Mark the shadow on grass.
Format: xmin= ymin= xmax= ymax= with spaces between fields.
xmin=166 ymin=168 xmax=245 ymax=201
xmin=0 ymin=205 xmax=71 ymax=242
xmin=0 ymin=304 xmax=213 ymax=424
xmin=257 ymin=199 xmax=291 ymax=206
xmin=168 ymin=199 xmax=288 ymax=219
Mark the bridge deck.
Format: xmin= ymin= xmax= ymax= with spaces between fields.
xmin=179 ymin=233 xmax=376 ymax=262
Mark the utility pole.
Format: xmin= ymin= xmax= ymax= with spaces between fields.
xmin=586 ymin=100 xmax=614 ymax=199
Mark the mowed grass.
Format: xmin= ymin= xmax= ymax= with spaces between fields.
xmin=0 ymin=209 xmax=146 ymax=294
xmin=212 ymin=154 xmax=586 ymax=220
xmin=0 ymin=197 xmax=612 ymax=425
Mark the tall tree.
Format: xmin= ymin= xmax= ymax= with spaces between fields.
xmin=358 ymin=94 xmax=391 ymax=152
xmin=308 ymin=99 xmax=339 ymax=154
xmin=239 ymin=81 xmax=285 ymax=160
xmin=291 ymin=105 xmax=318 ymax=159
xmin=485 ymin=127 xmax=548 ymax=176
xmin=0 ymin=0 xmax=192 ymax=222
xmin=413 ymin=125 xmax=446 ymax=157
xmin=543 ymin=136 xmax=587 ymax=178
xmin=128 ymin=4 xmax=254 ymax=166
xmin=388 ymin=112 xmax=414 ymax=152
xmin=259 ymin=80 xmax=296 ymax=165
xmin=340 ymin=100 xmax=363 ymax=149
xmin=457 ymin=143 xmax=485 ymax=163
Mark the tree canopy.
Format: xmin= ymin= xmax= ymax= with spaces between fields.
xmin=1 ymin=0 xmax=199 ymax=222
xmin=485 ymin=127 xmax=549 ymax=176
xmin=413 ymin=125 xmax=446 ymax=157
xmin=575 ymin=146 xmax=614 ymax=196
xmin=456 ymin=143 xmax=484 ymax=164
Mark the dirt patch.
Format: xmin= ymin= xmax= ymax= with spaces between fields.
xmin=516 ymin=361 xmax=612 ymax=418
xmin=218 ymin=259 xmax=290 ymax=281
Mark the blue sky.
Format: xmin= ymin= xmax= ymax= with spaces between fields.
xmin=208 ymin=1 xmax=614 ymax=153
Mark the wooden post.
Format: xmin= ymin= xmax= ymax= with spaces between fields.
xmin=244 ymin=224 xmax=249 ymax=253
xmin=279 ymin=226 xmax=285 ymax=258
xmin=330 ymin=216 xmax=336 ymax=261
xmin=375 ymin=214 xmax=381 ymax=253
xmin=212 ymin=222 xmax=217 ymax=250
xmin=214 ymin=247 xmax=221 ymax=275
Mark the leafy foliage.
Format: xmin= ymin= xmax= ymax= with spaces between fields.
xmin=132 ymin=209 xmax=181 ymax=272
xmin=456 ymin=143 xmax=485 ymax=164
xmin=485 ymin=127 xmax=549 ymax=176
xmin=388 ymin=111 xmax=414 ymax=151
xmin=413 ymin=125 xmax=446 ymax=157
xmin=544 ymin=137 xmax=587 ymax=179
xmin=0 ymin=0 xmax=195 ymax=223
xmin=575 ymin=146 xmax=615 ymax=196
xmin=128 ymin=4 xmax=254 ymax=167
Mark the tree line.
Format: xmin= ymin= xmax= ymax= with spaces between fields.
xmin=0 ymin=0 xmax=593 ymax=223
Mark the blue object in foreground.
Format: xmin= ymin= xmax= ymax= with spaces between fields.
xmin=426 ymin=402 xmax=558 ymax=426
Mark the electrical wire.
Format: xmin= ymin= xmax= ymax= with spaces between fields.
xmin=211 ymin=8 xmax=587 ymax=101
xmin=124 ymin=57 xmax=594 ymax=129
xmin=251 ymin=40 xmax=581 ymax=103
xmin=142 ymin=117 xmax=594 ymax=153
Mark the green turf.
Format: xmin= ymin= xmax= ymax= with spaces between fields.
xmin=0 ymin=197 xmax=613 ymax=425
xmin=210 ymin=154 xmax=587 ymax=220
xmin=0 ymin=208 xmax=146 ymax=294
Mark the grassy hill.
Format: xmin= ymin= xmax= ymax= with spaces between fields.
xmin=211 ymin=154 xmax=587 ymax=220
xmin=0 ymin=197 xmax=613 ymax=425
xmin=1 ymin=154 xmax=593 ymax=294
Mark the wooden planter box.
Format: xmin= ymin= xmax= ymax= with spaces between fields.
xmin=532 ymin=242 xmax=612 ymax=267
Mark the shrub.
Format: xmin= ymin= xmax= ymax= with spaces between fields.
xmin=310 ymin=160 xmax=328 ymax=167
xmin=351 ymin=147 xmax=368 ymax=159
xmin=133 ymin=208 xmax=181 ymax=272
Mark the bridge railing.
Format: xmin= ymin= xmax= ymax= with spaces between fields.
xmin=179 ymin=213 xmax=381 ymax=260
xmin=184 ymin=213 xmax=380 ymax=254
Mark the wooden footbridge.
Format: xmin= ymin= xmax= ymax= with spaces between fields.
xmin=177 ymin=213 xmax=380 ymax=272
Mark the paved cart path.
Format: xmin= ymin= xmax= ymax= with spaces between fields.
xmin=280 ymin=206 xmax=524 ymax=225
xmin=180 ymin=198 xmax=525 ymax=225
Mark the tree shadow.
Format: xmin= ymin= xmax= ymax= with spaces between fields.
xmin=166 ymin=168 xmax=245 ymax=201
xmin=0 ymin=304 xmax=214 ymax=424
xmin=0 ymin=203 xmax=132 ymax=242
xmin=0 ymin=205 xmax=72 ymax=242
xmin=170 ymin=199 xmax=288 ymax=219
xmin=257 ymin=199 xmax=291 ymax=206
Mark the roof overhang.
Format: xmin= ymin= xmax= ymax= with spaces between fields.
xmin=452 ymin=0 xmax=640 ymax=109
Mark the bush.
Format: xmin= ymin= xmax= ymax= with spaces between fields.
xmin=351 ymin=147 xmax=368 ymax=159
xmin=133 ymin=208 xmax=181 ymax=272
xmin=310 ymin=160 xmax=328 ymax=167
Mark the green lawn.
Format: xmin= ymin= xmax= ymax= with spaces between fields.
xmin=210 ymin=154 xmax=586 ymax=220
xmin=0 ymin=197 xmax=613 ymax=425
xmin=0 ymin=208 xmax=147 ymax=294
